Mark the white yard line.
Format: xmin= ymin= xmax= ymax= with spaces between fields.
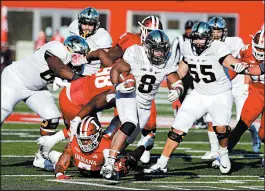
xmin=236 ymin=186 xmax=264 ymax=190
xmin=1 ymin=174 xmax=260 ymax=178
xmin=2 ymin=154 xmax=263 ymax=159
xmin=2 ymin=175 xmax=54 ymax=177
xmin=157 ymin=185 xmax=234 ymax=190
xmin=46 ymin=179 xmax=148 ymax=190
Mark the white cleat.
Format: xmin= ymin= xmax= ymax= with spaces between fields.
xmin=33 ymin=152 xmax=46 ymax=169
xmin=143 ymin=159 xmax=167 ymax=174
xmin=218 ymin=148 xmax=231 ymax=174
xmin=100 ymin=164 xmax=114 ymax=179
xmin=139 ymin=133 xmax=155 ymax=164
xmin=37 ymin=136 xmax=56 ymax=158
xmin=212 ymin=158 xmax=220 ymax=169
xmin=201 ymin=151 xmax=218 ymax=160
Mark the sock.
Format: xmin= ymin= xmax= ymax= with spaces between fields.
xmin=228 ymin=119 xmax=248 ymax=153
xmin=62 ymin=128 xmax=69 ymax=138
xmin=158 ymin=154 xmax=169 ymax=168
xmin=208 ymin=131 xmax=219 ymax=152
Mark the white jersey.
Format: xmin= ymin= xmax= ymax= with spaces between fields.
xmin=68 ymin=20 xmax=112 ymax=75
xmin=12 ymin=41 xmax=71 ymax=91
xmin=123 ymin=45 xmax=176 ymax=109
xmin=224 ymin=37 xmax=245 ymax=89
xmin=181 ymin=40 xmax=232 ymax=95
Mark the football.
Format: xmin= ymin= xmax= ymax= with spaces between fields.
xmin=119 ymin=72 xmax=136 ymax=88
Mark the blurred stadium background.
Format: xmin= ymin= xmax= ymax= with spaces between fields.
xmin=1 ymin=1 xmax=264 ymax=61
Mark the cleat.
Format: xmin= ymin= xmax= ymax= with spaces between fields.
xmin=201 ymin=151 xmax=218 ymax=160
xmin=143 ymin=158 xmax=167 ymax=174
xmin=218 ymin=148 xmax=231 ymax=174
xmin=262 ymin=158 xmax=264 ymax=166
xmin=44 ymin=159 xmax=54 ymax=171
xmin=37 ymin=136 xmax=56 ymax=158
xmin=212 ymin=158 xmax=220 ymax=169
xmin=249 ymin=125 xmax=261 ymax=153
xmin=140 ymin=151 xmax=151 ymax=164
xmin=114 ymin=154 xmax=137 ymax=178
xmin=33 ymin=152 xmax=46 ymax=169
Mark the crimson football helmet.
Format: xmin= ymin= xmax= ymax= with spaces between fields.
xmin=138 ymin=15 xmax=163 ymax=43
xmin=76 ymin=116 xmax=102 ymax=153
xmin=251 ymin=29 xmax=265 ymax=61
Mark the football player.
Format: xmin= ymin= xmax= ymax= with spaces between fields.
xmin=201 ymin=17 xmax=261 ymax=161
xmin=108 ymin=15 xmax=164 ymax=163
xmin=1 ymin=35 xmax=89 ymax=168
xmin=227 ymin=29 xmax=264 ymax=158
xmin=37 ymin=66 xmax=115 ymax=163
xmin=143 ymin=22 xmax=248 ymax=174
xmin=100 ymin=30 xmax=184 ymax=179
xmin=68 ymin=7 xmax=113 ymax=75
xmin=45 ymin=112 xmax=152 ymax=180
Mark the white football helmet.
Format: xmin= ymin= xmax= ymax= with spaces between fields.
xmin=138 ymin=15 xmax=163 ymax=43
xmin=76 ymin=116 xmax=102 ymax=153
xmin=251 ymin=29 xmax=265 ymax=61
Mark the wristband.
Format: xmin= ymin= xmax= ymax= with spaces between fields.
xmin=71 ymin=73 xmax=81 ymax=81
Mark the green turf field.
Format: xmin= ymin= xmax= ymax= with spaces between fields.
xmin=1 ymin=122 xmax=264 ymax=190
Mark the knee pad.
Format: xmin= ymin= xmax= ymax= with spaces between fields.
xmin=40 ymin=118 xmax=60 ymax=135
xmin=120 ymin=122 xmax=136 ymax=136
xmin=213 ymin=126 xmax=231 ymax=140
xmin=168 ymin=127 xmax=186 ymax=143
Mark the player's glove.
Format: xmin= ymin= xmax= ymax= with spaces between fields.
xmin=114 ymin=80 xmax=135 ymax=94
xmin=55 ymin=173 xmax=71 ymax=180
xmin=168 ymin=90 xmax=181 ymax=102
xmin=168 ymin=80 xmax=184 ymax=102
xmin=71 ymin=53 xmax=87 ymax=66
xmin=231 ymin=62 xmax=249 ymax=74
xmin=69 ymin=116 xmax=82 ymax=141
xmin=53 ymin=77 xmax=70 ymax=91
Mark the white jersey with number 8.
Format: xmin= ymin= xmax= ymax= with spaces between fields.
xmin=123 ymin=44 xmax=176 ymax=109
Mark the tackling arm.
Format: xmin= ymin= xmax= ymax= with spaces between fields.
xmin=108 ymin=45 xmax=124 ymax=63
xmin=54 ymin=143 xmax=72 ymax=179
xmin=47 ymin=56 xmax=81 ymax=81
xmin=76 ymin=89 xmax=116 ymax=120
xmin=86 ymin=49 xmax=114 ymax=67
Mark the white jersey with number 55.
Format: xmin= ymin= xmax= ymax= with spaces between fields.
xmin=123 ymin=44 xmax=176 ymax=109
xmin=12 ymin=41 xmax=71 ymax=91
xmin=182 ymin=40 xmax=232 ymax=95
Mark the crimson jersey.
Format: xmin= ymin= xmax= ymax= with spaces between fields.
xmin=116 ymin=32 xmax=141 ymax=52
xmin=67 ymin=67 xmax=114 ymax=107
xmin=240 ymin=45 xmax=264 ymax=88
xmin=70 ymin=136 xmax=111 ymax=171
